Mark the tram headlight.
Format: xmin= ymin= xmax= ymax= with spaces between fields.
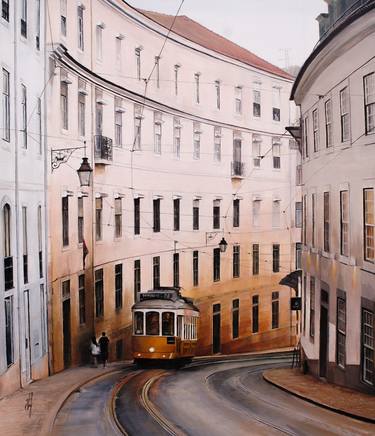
xmin=149 ymin=347 xmax=155 ymax=353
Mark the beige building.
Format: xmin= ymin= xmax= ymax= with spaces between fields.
xmin=292 ymin=0 xmax=375 ymax=393
xmin=46 ymin=1 xmax=300 ymax=372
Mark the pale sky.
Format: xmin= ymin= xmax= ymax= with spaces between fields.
xmin=128 ymin=0 xmax=327 ymax=69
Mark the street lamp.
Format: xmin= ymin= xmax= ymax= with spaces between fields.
xmin=219 ymin=237 xmax=228 ymax=253
xmin=76 ymin=157 xmax=93 ymax=187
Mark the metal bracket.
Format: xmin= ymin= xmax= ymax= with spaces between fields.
xmin=51 ymin=146 xmax=86 ymax=171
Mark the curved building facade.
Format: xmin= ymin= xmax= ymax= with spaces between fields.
xmin=46 ymin=0 xmax=300 ymax=372
xmin=292 ymin=0 xmax=375 ymax=393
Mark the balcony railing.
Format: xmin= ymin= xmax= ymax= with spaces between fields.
xmin=4 ymin=256 xmax=13 ymax=290
xmin=231 ymin=161 xmax=245 ymax=178
xmin=94 ymin=135 xmax=113 ymax=163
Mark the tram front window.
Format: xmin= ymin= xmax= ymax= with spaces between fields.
xmin=162 ymin=312 xmax=175 ymax=336
xmin=146 ymin=311 xmax=160 ymax=335
xmin=134 ymin=311 xmax=144 ymax=335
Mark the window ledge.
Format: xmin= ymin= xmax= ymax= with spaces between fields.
xmin=321 ymin=251 xmax=331 ymax=259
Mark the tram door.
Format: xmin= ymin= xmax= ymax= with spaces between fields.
xmin=319 ymin=290 xmax=329 ymax=378
xmin=212 ymin=303 xmax=221 ymax=354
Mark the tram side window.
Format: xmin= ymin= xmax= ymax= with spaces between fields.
xmin=146 ymin=311 xmax=160 ymax=335
xmin=134 ymin=312 xmax=144 ymax=335
xmin=177 ymin=315 xmax=183 ymax=337
xmin=162 ymin=312 xmax=175 ymax=336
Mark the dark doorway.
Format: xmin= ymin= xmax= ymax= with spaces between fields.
xmin=63 ymin=299 xmax=71 ymax=368
xmin=319 ymin=290 xmax=329 ymax=377
xmin=213 ymin=303 xmax=221 ymax=354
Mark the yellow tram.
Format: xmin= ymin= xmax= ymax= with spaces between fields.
xmin=131 ymin=287 xmax=199 ymax=363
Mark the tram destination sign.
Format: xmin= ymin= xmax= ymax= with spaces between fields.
xmin=140 ymin=292 xmax=175 ymax=301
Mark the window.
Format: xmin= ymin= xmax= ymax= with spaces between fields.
xmin=2 ymin=0 xmax=9 ymax=21
xmin=272 ymin=244 xmax=280 ymax=273
xmin=95 ymin=96 xmax=103 ymax=136
xmin=77 ymin=6 xmax=84 ymax=50
xmin=153 ymin=256 xmax=160 ymax=289
xmin=2 ymin=69 xmax=10 ymax=141
xmin=134 ymin=312 xmax=144 ymax=335
xmin=312 ymin=193 xmax=316 ymax=248
xmin=325 ymin=100 xmax=332 ymax=147
xmin=96 ymin=25 xmax=103 ymax=61
xmin=295 ymin=202 xmax=302 ymax=228
xmin=235 ymin=86 xmax=242 ymax=113
xmin=337 ymin=297 xmax=346 ymax=368
xmin=272 ymin=87 xmax=281 ymax=121
xmin=253 ymin=89 xmax=261 ymax=117
xmin=78 ymin=274 xmax=85 ymax=324
xmin=302 ymin=195 xmax=307 ymax=245
xmin=252 ymin=244 xmax=259 ymax=275
xmin=310 ymin=277 xmax=315 ymax=338
xmin=195 ymin=73 xmax=200 ymax=104
xmin=213 ymin=248 xmax=220 ymax=282
xmin=252 ymin=135 xmax=261 ymax=167
xmin=213 ymin=199 xmax=220 ymax=229
xmin=134 ymin=105 xmax=142 ymax=150
xmin=146 ymin=312 xmax=159 ymax=335
xmin=60 ymin=0 xmax=67 ymax=36
xmin=296 ymin=243 xmax=302 ymax=270
xmin=272 ymin=138 xmax=281 ymax=169
xmin=272 ymin=291 xmax=279 ymax=329
xmin=214 ymin=127 xmax=221 ymax=162
xmin=233 ymin=245 xmax=240 ymax=278
xmin=296 ymin=164 xmax=302 ymax=186
xmin=95 ymin=269 xmax=104 ymax=317
xmin=154 ymin=56 xmax=160 ymax=88
xmin=21 ymin=84 xmax=27 ymax=148
xmin=62 ymin=280 xmax=70 ymax=301
xmin=95 ymin=197 xmax=102 ymax=241
xmin=134 ymin=259 xmax=141 ymax=301
xmin=116 ymin=37 xmax=123 ymax=71
xmin=252 ymin=295 xmax=259 ymax=333
xmin=60 ymin=80 xmax=68 ymax=130
xmin=77 ymin=197 xmax=84 ymax=244
xmin=215 ymin=80 xmax=221 ymax=109
xmin=364 ymin=188 xmax=374 ymax=262
xmin=36 ymin=0 xmax=41 ymax=49
xmin=153 ymin=199 xmax=160 ymax=232
xmin=20 ymin=0 xmax=27 ymax=37
xmin=162 ymin=312 xmax=175 ymax=336
xmin=361 ymin=308 xmax=374 ymax=385
xmin=62 ymin=197 xmax=69 ymax=246
xmin=114 ymin=197 xmax=122 ymax=238
xmin=173 ymin=253 xmax=179 ymax=287
xmin=77 ymin=88 xmax=86 ymax=138
xmin=324 ymin=192 xmax=330 ymax=252
xmin=3 ymin=204 xmax=12 ymax=290
xmin=272 ymin=200 xmax=280 ymax=228
xmin=37 ymin=98 xmax=42 ymax=153
xmin=115 ymin=264 xmax=123 ymax=309
xmin=154 ymin=112 xmax=162 ymax=154
xmin=253 ymin=200 xmax=260 ymax=227
xmin=174 ymin=65 xmax=180 ymax=95
xmin=173 ymin=117 xmax=181 ymax=158
xmin=40 ymin=285 xmax=47 ymax=353
xmin=193 ymin=122 xmax=201 ymax=159
xmin=193 ymin=199 xmax=199 ymax=230
xmin=21 ymin=207 xmax=28 ymax=284
xmin=4 ymin=296 xmax=14 ymax=366
xmin=38 ymin=205 xmax=43 ymax=278
xmin=340 ymin=87 xmax=350 ymax=141
xmin=303 ymin=116 xmax=309 ymax=158
xmin=134 ymin=198 xmax=140 ymax=235
xmin=193 ymin=251 xmax=199 ymax=286
xmin=173 ymin=198 xmax=180 ymax=231
xmin=340 ymin=190 xmax=349 ymax=256
xmin=232 ymin=299 xmax=239 ymax=339
xmin=115 ymin=108 xmax=123 ymax=146
xmin=116 ymin=339 xmax=123 ymax=360
xmin=364 ymin=73 xmax=375 ymax=134
xmin=312 ymin=109 xmax=319 ymax=152
xmin=233 ymin=199 xmax=240 ymax=228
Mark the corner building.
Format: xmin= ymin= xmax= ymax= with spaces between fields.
xmin=46 ymin=0 xmax=300 ymax=372
xmin=292 ymin=0 xmax=375 ymax=393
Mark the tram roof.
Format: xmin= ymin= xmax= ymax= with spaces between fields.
xmin=132 ymin=287 xmax=199 ymax=311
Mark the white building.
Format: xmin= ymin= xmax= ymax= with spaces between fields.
xmin=46 ymin=0 xmax=300 ymax=372
xmin=292 ymin=0 xmax=375 ymax=393
xmin=0 ymin=0 xmax=48 ymax=397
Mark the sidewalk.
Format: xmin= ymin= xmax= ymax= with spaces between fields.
xmin=0 ymin=362 xmax=132 ymax=436
xmin=263 ymin=368 xmax=375 ymax=423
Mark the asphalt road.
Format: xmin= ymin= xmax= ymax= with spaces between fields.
xmin=53 ymin=354 xmax=375 ymax=436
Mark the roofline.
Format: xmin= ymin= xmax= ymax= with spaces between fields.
xmin=290 ymin=1 xmax=375 ymax=101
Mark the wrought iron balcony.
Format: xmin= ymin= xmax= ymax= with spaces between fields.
xmin=231 ymin=161 xmax=245 ymax=178
xmin=4 ymin=256 xmax=13 ymax=290
xmin=94 ymin=135 xmax=113 ymax=164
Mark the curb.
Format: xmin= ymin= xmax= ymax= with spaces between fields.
xmin=262 ymin=371 xmax=375 ymax=424
xmin=40 ymin=363 xmax=134 ymax=436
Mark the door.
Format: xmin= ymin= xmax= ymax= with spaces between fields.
xmin=319 ymin=290 xmax=329 ymax=377
xmin=212 ymin=304 xmax=221 ymax=354
xmin=23 ymin=290 xmax=32 ymax=382
xmin=63 ymin=299 xmax=71 ymax=368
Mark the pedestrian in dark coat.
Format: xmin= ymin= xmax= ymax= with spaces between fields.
xmin=99 ymin=332 xmax=109 ymax=368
